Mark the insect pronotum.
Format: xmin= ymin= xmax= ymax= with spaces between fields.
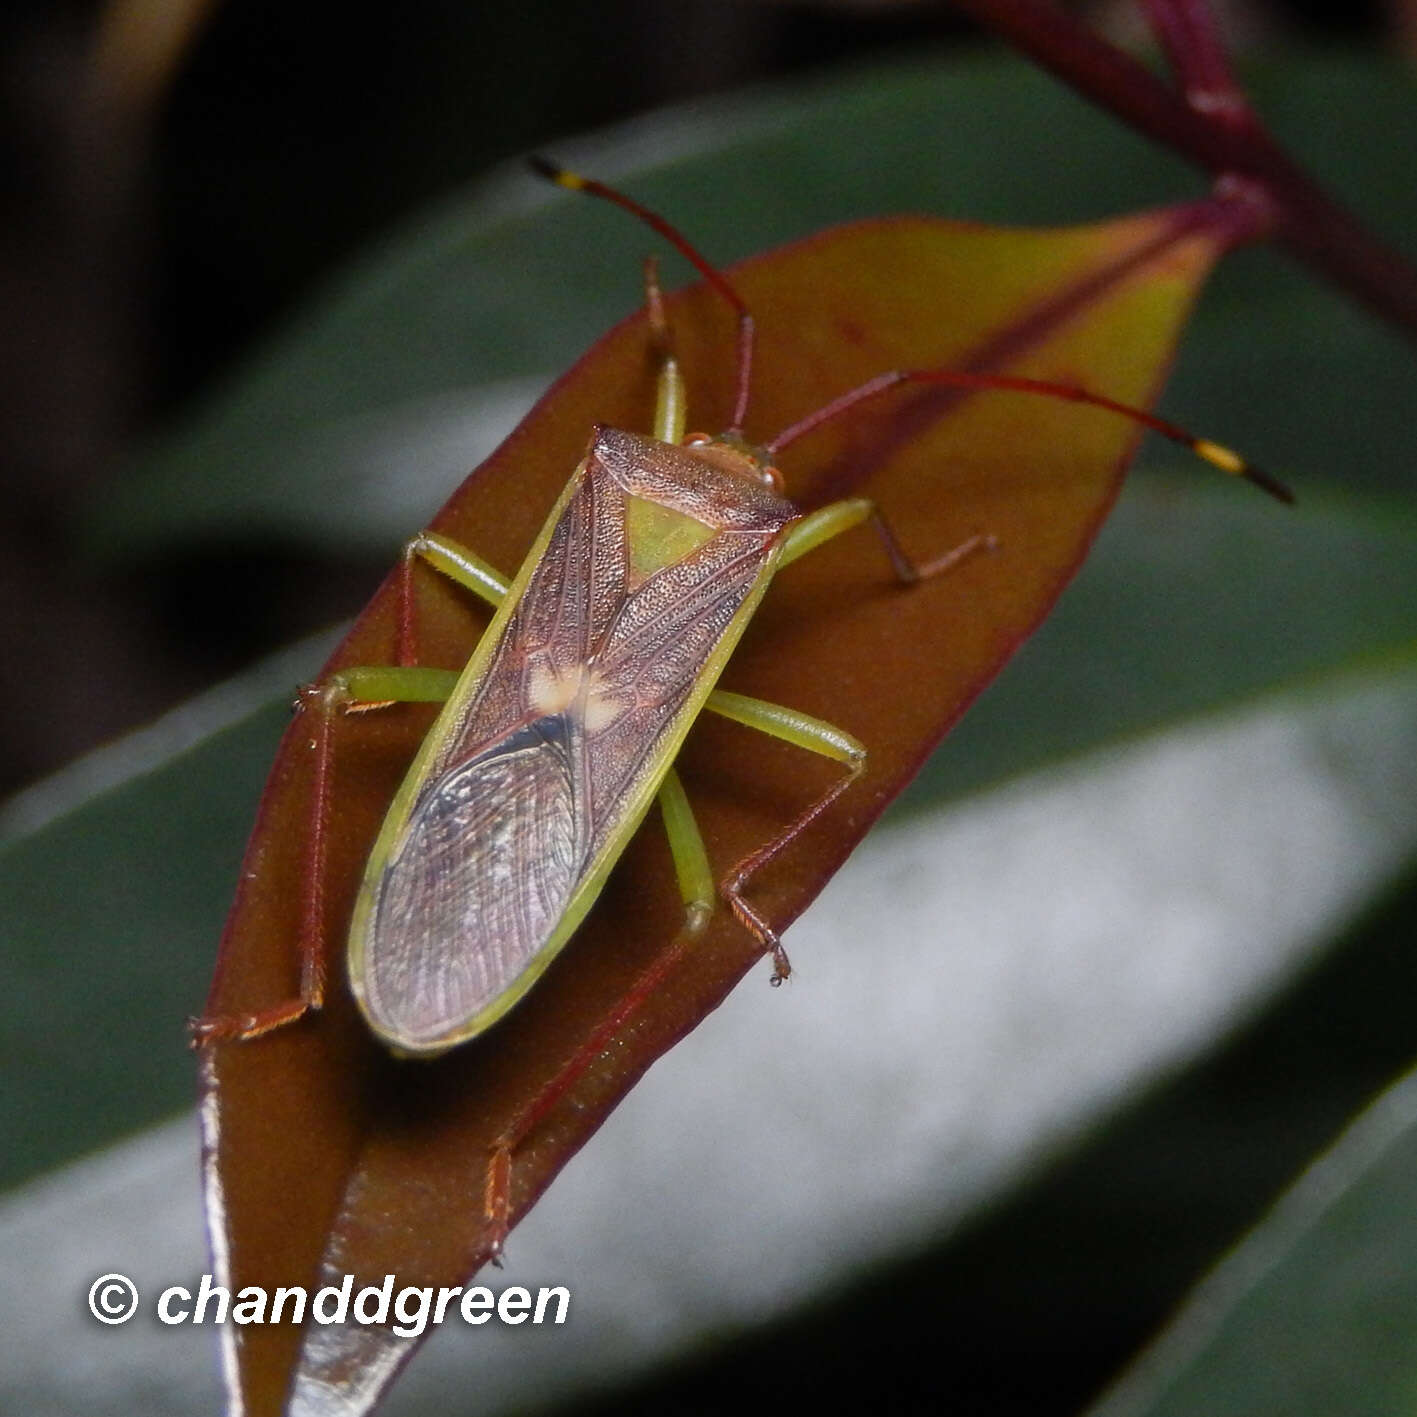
xmin=194 ymin=160 xmax=1287 ymax=1243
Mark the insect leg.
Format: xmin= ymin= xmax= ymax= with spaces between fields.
xmin=196 ymin=529 xmax=507 ymax=1045
xmin=189 ymin=663 xmax=462 ymax=1046
xmin=656 ymin=766 xmax=716 ymax=938
xmin=701 ymin=689 xmax=866 ymax=982
xmin=643 ymin=256 xmax=688 ymax=446
xmin=779 ymin=496 xmax=997 ymax=585
xmin=481 ymin=768 xmax=720 ymax=1260
xmin=396 ymin=530 xmax=511 ymax=664
xmin=482 ymin=933 xmax=697 ymax=1260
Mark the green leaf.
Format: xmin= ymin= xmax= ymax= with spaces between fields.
xmin=0 ymin=637 xmax=337 ymax=1189
xmin=1091 ymin=1055 xmax=1417 ymax=1417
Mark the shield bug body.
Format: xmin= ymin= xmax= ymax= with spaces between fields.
xmin=194 ymin=165 xmax=1284 ymax=1115
xmin=348 ymin=424 xmax=832 ymax=1054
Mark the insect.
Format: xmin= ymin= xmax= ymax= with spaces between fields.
xmin=192 ymin=161 xmax=1287 ymax=1064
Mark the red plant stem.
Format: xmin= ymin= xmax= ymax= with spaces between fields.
xmin=945 ymin=0 xmax=1417 ymax=343
xmin=1142 ymin=0 xmax=1252 ymax=126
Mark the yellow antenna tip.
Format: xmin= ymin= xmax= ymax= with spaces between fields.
xmin=1193 ymin=438 xmax=1246 ymax=476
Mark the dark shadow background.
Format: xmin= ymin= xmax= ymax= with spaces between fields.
xmin=0 ymin=0 xmax=1391 ymax=801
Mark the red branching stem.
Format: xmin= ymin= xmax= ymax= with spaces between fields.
xmin=945 ymin=0 xmax=1417 ymax=343
xmin=1142 ymin=0 xmax=1252 ymax=128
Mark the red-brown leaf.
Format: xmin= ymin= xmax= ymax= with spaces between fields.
xmin=199 ymin=202 xmax=1235 ymax=1413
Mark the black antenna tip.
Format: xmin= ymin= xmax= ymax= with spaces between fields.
xmin=1244 ymin=463 xmax=1297 ymax=506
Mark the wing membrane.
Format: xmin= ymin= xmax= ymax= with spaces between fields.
xmin=361 ymin=715 xmax=585 ymax=1049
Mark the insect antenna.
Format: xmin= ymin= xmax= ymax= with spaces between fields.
xmin=768 ymin=367 xmax=1294 ymax=504
xmin=529 ymin=156 xmax=756 ymax=437
xmin=528 ymin=159 xmax=1290 ymax=505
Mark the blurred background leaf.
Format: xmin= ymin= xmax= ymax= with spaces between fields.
xmin=1091 ymin=1055 xmax=1417 ymax=1417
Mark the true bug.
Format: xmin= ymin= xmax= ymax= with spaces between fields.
xmin=193 ymin=162 xmax=1285 ymax=1066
